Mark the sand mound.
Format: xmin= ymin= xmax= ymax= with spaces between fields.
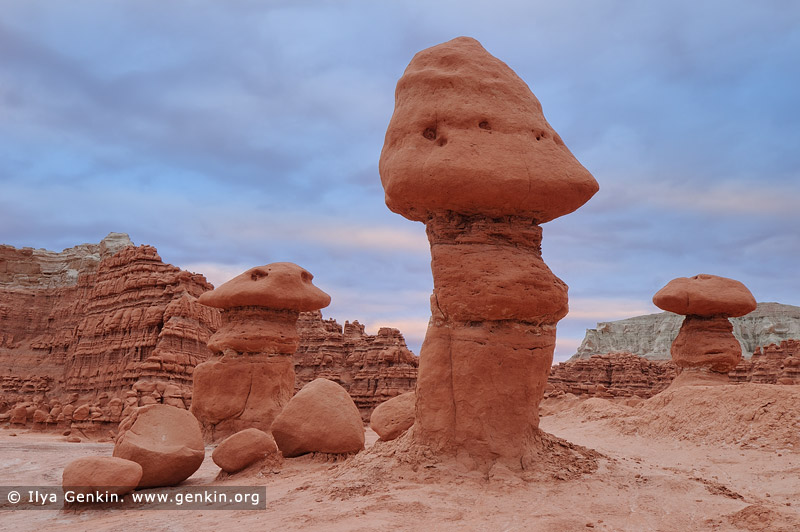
xmin=324 ymin=427 xmax=601 ymax=494
xmin=563 ymin=384 xmax=800 ymax=450
xmin=723 ymin=504 xmax=800 ymax=532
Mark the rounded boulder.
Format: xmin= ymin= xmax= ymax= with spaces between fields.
xmin=62 ymin=456 xmax=143 ymax=498
xmin=113 ymin=404 xmax=205 ymax=488
xmin=271 ymin=378 xmax=365 ymax=457
xmin=370 ymin=391 xmax=415 ymax=441
xmin=212 ymin=428 xmax=281 ymax=473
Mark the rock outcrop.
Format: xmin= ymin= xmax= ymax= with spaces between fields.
xmin=192 ymin=263 xmax=330 ymax=442
xmin=379 ymin=37 xmax=598 ymax=470
xmin=547 ymin=352 xmax=677 ymax=399
xmin=0 ymin=233 xmax=219 ymax=427
xmin=653 ymin=274 xmax=757 ymax=386
xmin=294 ymin=311 xmax=418 ymax=420
xmin=574 ymin=302 xmax=800 ymax=360
xmin=731 ymin=339 xmax=800 ymax=385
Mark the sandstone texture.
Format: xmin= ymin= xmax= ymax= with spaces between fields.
xmin=369 ymin=391 xmax=415 ymax=441
xmin=379 ymin=36 xmax=598 ymax=470
xmin=294 ymin=311 xmax=418 ymax=420
xmin=113 ymin=404 xmax=205 ymax=488
xmin=62 ymin=456 xmax=143 ymax=498
xmin=271 ymin=378 xmax=365 ymax=457
xmin=0 ymin=233 xmax=219 ymax=428
xmin=654 ymin=274 xmax=757 ymax=385
xmin=193 ymin=263 xmax=330 ymax=442
xmin=573 ymin=302 xmax=800 ymax=360
xmin=212 ymin=428 xmax=281 ymax=473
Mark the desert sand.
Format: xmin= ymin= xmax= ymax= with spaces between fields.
xmin=2 ymin=383 xmax=798 ymax=532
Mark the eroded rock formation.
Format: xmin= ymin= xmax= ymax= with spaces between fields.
xmin=0 ymin=234 xmax=218 ymax=427
xmin=731 ymin=339 xmax=800 ymax=385
xmin=0 ymin=235 xmax=418 ymax=429
xmin=192 ymin=263 xmax=330 ymax=441
xmin=294 ymin=311 xmax=418 ymax=420
xmin=654 ymin=274 xmax=757 ymax=386
xmin=547 ymin=352 xmax=677 ymax=399
xmin=379 ymin=37 xmax=598 ymax=470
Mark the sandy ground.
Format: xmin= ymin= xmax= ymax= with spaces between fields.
xmin=1 ymin=385 xmax=798 ymax=531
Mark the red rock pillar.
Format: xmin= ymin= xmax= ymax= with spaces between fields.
xmin=411 ymin=215 xmax=568 ymax=469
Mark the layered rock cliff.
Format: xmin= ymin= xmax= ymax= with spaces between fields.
xmin=547 ymin=352 xmax=677 ymax=399
xmin=0 ymin=234 xmax=219 ymax=426
xmin=573 ymin=302 xmax=800 ymax=360
xmin=0 ymin=235 xmax=419 ymax=427
xmin=295 ymin=311 xmax=418 ymax=420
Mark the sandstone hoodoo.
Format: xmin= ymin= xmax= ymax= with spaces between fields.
xmin=192 ymin=263 xmax=330 ymax=441
xmin=113 ymin=404 xmax=205 ymax=488
xmin=271 ymin=378 xmax=365 ymax=457
xmin=653 ymin=274 xmax=757 ymax=386
xmin=379 ymin=36 xmax=598 ymax=470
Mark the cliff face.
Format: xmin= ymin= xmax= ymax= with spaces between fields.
xmin=0 ymin=234 xmax=219 ymax=427
xmin=573 ymin=302 xmax=800 ymax=360
xmin=0 ymin=235 xmax=419 ymax=427
xmin=295 ymin=311 xmax=418 ymax=420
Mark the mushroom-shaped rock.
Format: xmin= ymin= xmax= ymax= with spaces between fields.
xmin=653 ymin=274 xmax=757 ymax=317
xmin=113 ymin=405 xmax=205 ymax=488
xmin=271 ymin=378 xmax=365 ymax=457
xmin=193 ymin=262 xmax=330 ymax=442
xmin=198 ymin=262 xmax=330 ymax=312
xmin=62 ymin=457 xmax=143 ymax=499
xmin=380 ymin=36 xmax=598 ymax=224
xmin=653 ymin=274 xmax=757 ymax=386
xmin=370 ymin=391 xmax=415 ymax=441
xmin=379 ymin=37 xmax=598 ymax=471
xmin=212 ymin=428 xmax=281 ymax=473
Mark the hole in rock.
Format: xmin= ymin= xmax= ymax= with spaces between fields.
xmin=250 ymin=270 xmax=268 ymax=281
xmin=422 ymin=127 xmax=437 ymax=140
xmin=478 ymin=121 xmax=491 ymax=130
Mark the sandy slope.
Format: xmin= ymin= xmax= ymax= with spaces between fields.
xmin=1 ymin=384 xmax=798 ymax=531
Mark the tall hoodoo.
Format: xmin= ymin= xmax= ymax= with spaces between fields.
xmin=653 ymin=274 xmax=757 ymax=386
xmin=192 ymin=262 xmax=330 ymax=441
xmin=379 ymin=37 xmax=598 ymax=470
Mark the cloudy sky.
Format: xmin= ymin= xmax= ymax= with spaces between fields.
xmin=2 ymin=1 xmax=798 ymax=361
